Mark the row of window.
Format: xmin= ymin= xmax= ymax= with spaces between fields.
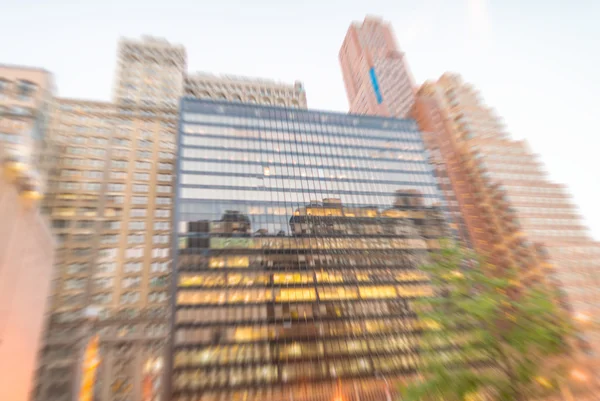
xmin=176 ymin=285 xmax=432 ymax=305
xmin=181 ymin=124 xmax=423 ymax=150
xmin=181 ymin=158 xmax=428 ymax=175
xmin=191 ymin=237 xmax=433 ymax=251
xmin=177 ymin=253 xmax=426 ymax=271
xmin=180 ymin=173 xmax=435 ymax=191
xmin=182 ymin=137 xmax=426 ymax=162
xmin=179 ymin=188 xmax=439 ymax=205
xmin=178 ymin=270 xmax=428 ymax=287
xmin=61 ymin=171 xmax=173 ymax=183
xmin=175 ymin=300 xmax=416 ymax=324
xmin=58 ymin=182 xmax=173 ymax=193
xmin=52 ymin=200 xmax=170 ymax=216
xmin=65 ymin=261 xmax=169 ymax=275
xmin=181 ymin=113 xmax=419 ymax=141
xmin=174 ymin=318 xmax=433 ymax=344
xmin=61 ymin=156 xmax=174 ymax=168
xmin=90 ymin=291 xmax=168 ymax=304
xmin=173 ymin=334 xmax=418 ymax=367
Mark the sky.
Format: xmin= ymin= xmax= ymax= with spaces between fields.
xmin=2 ymin=0 xmax=599 ymax=239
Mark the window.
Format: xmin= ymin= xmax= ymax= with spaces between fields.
xmin=85 ymin=170 xmax=103 ymax=180
xmin=94 ymin=277 xmax=113 ymax=289
xmin=154 ymin=221 xmax=169 ymax=230
xmin=158 ymin=162 xmax=172 ymax=169
xmin=122 ymin=277 xmax=141 ymax=288
xmin=138 ymin=140 xmax=152 ymax=149
xmin=66 ymin=263 xmax=87 ymax=274
xmin=101 ymin=235 xmax=118 ymax=244
xmin=156 ymin=197 xmax=171 ymax=205
xmin=137 ymin=150 xmax=152 ymax=159
xmin=65 ymin=278 xmax=85 ymax=290
xmin=136 ymin=161 xmax=151 ymax=169
xmin=97 ymin=262 xmax=115 ymax=273
xmin=90 ymin=137 xmax=108 ymax=146
xmin=113 ymin=138 xmax=131 ymax=147
xmin=157 ymin=185 xmax=171 ymax=193
xmin=132 ymin=196 xmax=148 ymax=204
xmin=155 ymin=209 xmax=170 ymax=218
xmin=83 ymin=182 xmax=101 ymax=191
xmin=133 ymin=184 xmax=149 ymax=192
xmin=158 ymin=174 xmax=171 ymax=181
xmin=151 ymin=262 xmax=169 ymax=273
xmin=160 ymin=141 xmax=175 ymax=150
xmin=130 ymin=208 xmax=147 ymax=217
xmin=148 ymin=291 xmax=168 ymax=303
xmin=107 ymin=195 xmax=124 ymax=204
xmin=110 ymin=171 xmax=127 ymax=180
xmin=124 ymin=262 xmax=142 ymax=273
xmin=126 ymin=248 xmax=143 ymax=258
xmin=92 ymin=293 xmax=112 ymax=304
xmin=120 ymin=292 xmax=140 ymax=304
xmin=153 ymin=234 xmax=169 ymax=244
xmin=152 ymin=248 xmax=169 ymax=258
xmin=107 ymin=183 xmax=125 ymax=192
xmin=89 ymin=148 xmax=106 ymax=157
xmin=134 ymin=172 xmax=149 ymax=181
xmin=129 ymin=221 xmax=146 ymax=230
xmin=112 ymin=160 xmax=128 ymax=169
xmin=105 ymin=221 xmax=121 ymax=230
xmin=159 ymin=152 xmax=173 ymax=160
xmin=128 ymin=234 xmax=145 ymax=244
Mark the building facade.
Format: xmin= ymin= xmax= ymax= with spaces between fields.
xmin=33 ymin=98 xmax=177 ymax=401
xmin=413 ymin=73 xmax=600 ymax=367
xmin=339 ymin=16 xmax=415 ymax=118
xmin=185 ymin=74 xmax=307 ymax=109
xmin=167 ymin=99 xmax=451 ymax=401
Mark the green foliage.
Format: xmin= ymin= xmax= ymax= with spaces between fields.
xmin=400 ymin=240 xmax=572 ymax=401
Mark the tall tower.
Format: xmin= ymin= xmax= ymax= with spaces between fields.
xmin=113 ymin=36 xmax=187 ymax=108
xmin=339 ymin=16 xmax=415 ymax=118
xmin=413 ymin=73 xmax=600 ymax=366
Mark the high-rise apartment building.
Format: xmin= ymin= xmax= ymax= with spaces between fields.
xmin=33 ymin=98 xmax=177 ymax=401
xmin=413 ymin=73 xmax=600 ymax=365
xmin=339 ymin=16 xmax=415 ymax=118
xmin=185 ymin=73 xmax=307 ymax=108
xmin=166 ymin=98 xmax=450 ymax=401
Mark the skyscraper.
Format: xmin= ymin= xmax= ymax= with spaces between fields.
xmin=167 ymin=98 xmax=449 ymax=401
xmin=413 ymin=73 xmax=600 ymax=365
xmin=339 ymin=16 xmax=415 ymax=118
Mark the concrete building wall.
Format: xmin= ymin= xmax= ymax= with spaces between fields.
xmin=0 ymin=170 xmax=54 ymax=401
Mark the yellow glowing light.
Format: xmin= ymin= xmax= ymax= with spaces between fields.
xmin=571 ymin=369 xmax=587 ymax=382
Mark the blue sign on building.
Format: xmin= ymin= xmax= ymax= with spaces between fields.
xmin=369 ymin=67 xmax=383 ymax=104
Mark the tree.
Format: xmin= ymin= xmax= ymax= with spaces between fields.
xmin=400 ymin=241 xmax=572 ymax=401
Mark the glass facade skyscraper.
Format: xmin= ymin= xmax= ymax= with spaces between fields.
xmin=168 ymin=99 xmax=448 ymax=401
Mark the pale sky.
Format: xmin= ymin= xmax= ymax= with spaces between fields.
xmin=2 ymin=0 xmax=598 ymax=239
